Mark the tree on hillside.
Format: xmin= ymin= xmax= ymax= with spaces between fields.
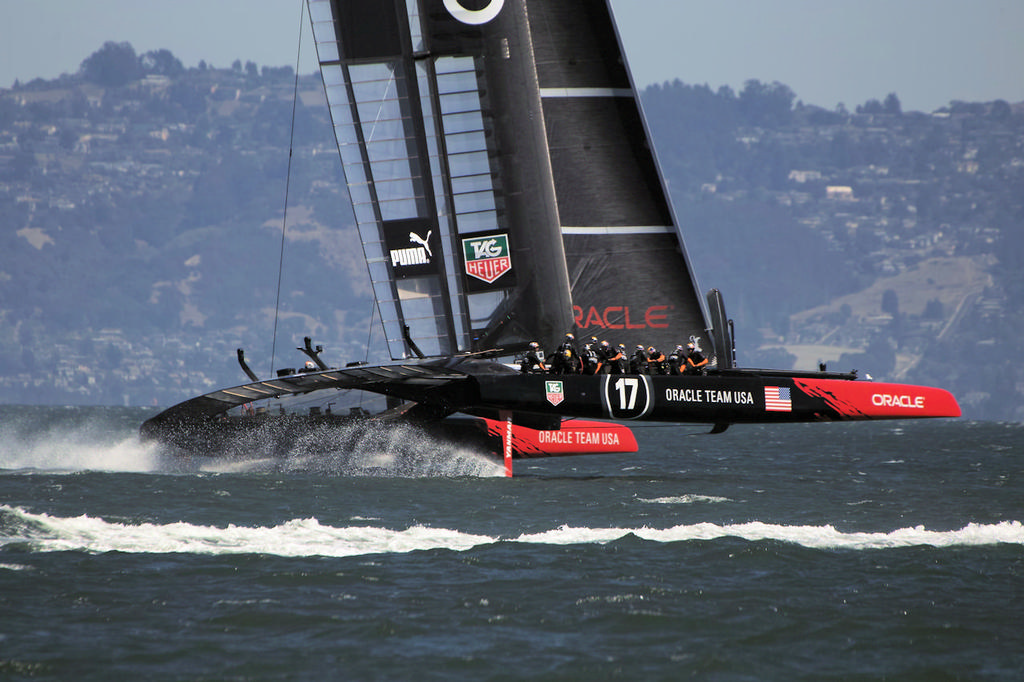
xmin=990 ymin=99 xmax=1012 ymax=121
xmin=81 ymin=41 xmax=141 ymax=87
xmin=856 ymin=94 xmax=901 ymax=116
xmin=261 ymin=66 xmax=296 ymax=82
xmin=923 ymin=299 xmax=944 ymax=319
xmin=884 ymin=93 xmax=902 ymax=115
xmin=738 ymin=79 xmax=795 ymax=128
xmin=642 ymin=80 xmax=744 ymax=192
xmin=858 ymin=98 xmax=884 ymax=115
xmin=141 ymin=49 xmax=184 ymax=77
xmin=881 ymin=289 xmax=899 ymax=316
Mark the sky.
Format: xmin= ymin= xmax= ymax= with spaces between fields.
xmin=2 ymin=0 xmax=1023 ymax=113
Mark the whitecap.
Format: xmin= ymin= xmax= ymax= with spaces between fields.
xmin=514 ymin=520 xmax=1024 ymax=550
xmin=638 ymin=494 xmax=731 ymax=505
xmin=4 ymin=506 xmax=1021 ymax=557
xmin=0 ymin=506 xmax=495 ymax=558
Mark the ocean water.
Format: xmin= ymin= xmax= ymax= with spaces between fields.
xmin=0 ymin=405 xmax=1021 ymax=681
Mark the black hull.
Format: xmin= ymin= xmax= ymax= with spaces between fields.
xmin=470 ymin=371 xmax=960 ymax=423
xmin=141 ymin=359 xmax=959 ymax=462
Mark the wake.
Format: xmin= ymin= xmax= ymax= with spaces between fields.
xmin=0 ymin=415 xmax=161 ymax=473
xmin=187 ymin=420 xmax=504 ymax=477
xmin=0 ymin=412 xmax=503 ymax=477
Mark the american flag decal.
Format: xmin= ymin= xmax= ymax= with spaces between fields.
xmin=764 ymin=386 xmax=792 ymax=412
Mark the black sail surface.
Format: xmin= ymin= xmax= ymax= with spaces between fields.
xmin=527 ymin=0 xmax=709 ymax=354
xmin=308 ymin=0 xmax=708 ymax=360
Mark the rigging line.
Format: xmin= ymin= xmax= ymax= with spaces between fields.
xmin=365 ymin=70 xmax=397 ymax=143
xmin=364 ymin=298 xmax=375 ymax=364
xmin=270 ymin=0 xmax=307 ymax=375
xmin=358 ymin=298 xmax=377 ymax=409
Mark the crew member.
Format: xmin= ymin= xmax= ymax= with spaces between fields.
xmin=667 ymin=345 xmax=684 ymax=375
xmin=683 ymin=342 xmax=708 ymax=375
xmin=596 ymin=340 xmax=616 ymax=374
xmin=520 ymin=342 xmax=546 ymax=373
xmin=614 ymin=344 xmax=629 ymax=373
xmin=582 ymin=343 xmax=600 ymax=375
xmin=630 ymin=344 xmax=649 ymax=374
xmin=553 ymin=333 xmax=581 ymax=374
xmin=647 ymin=346 xmax=666 ymax=374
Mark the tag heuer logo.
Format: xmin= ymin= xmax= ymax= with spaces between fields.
xmin=463 ymin=234 xmax=512 ymax=284
xmin=545 ymin=380 xmax=564 ymax=406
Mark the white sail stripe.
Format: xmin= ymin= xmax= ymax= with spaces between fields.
xmin=540 ymin=87 xmax=633 ymax=99
xmin=561 ymin=226 xmax=673 ymax=235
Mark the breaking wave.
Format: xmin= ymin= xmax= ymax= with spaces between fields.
xmin=513 ymin=521 xmax=1024 ymax=549
xmin=3 ymin=506 xmax=1020 ymax=557
xmin=638 ymin=494 xmax=731 ymax=505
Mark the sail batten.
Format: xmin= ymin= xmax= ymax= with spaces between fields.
xmin=539 ymin=88 xmax=633 ymax=98
xmin=562 ymin=226 xmax=673 ymax=235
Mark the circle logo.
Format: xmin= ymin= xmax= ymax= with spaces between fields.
xmin=603 ymin=375 xmax=653 ymax=420
xmin=443 ymin=0 xmax=505 ymax=25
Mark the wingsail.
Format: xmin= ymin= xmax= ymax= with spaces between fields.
xmin=308 ymin=0 xmax=709 ymax=358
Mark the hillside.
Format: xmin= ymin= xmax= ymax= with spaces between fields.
xmin=2 ymin=44 xmax=1023 ymax=419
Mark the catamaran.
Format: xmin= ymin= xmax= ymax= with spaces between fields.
xmin=140 ymin=0 xmax=960 ymax=467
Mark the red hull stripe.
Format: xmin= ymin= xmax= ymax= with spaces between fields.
xmin=793 ymin=379 xmax=961 ymax=419
xmin=481 ymin=418 xmax=638 ymax=457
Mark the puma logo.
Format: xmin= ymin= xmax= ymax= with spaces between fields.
xmin=409 ymin=231 xmax=432 ymax=258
